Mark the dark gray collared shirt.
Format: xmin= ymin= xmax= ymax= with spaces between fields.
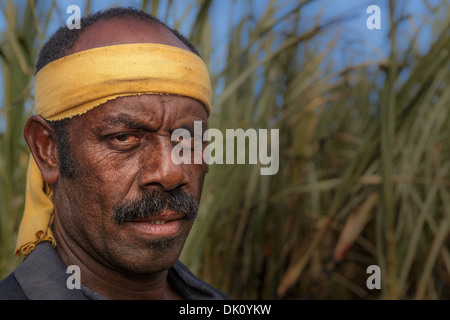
xmin=0 ymin=242 xmax=229 ymax=300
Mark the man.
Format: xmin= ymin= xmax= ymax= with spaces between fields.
xmin=0 ymin=7 xmax=228 ymax=300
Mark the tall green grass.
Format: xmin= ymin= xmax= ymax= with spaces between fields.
xmin=1 ymin=0 xmax=449 ymax=299
xmin=0 ymin=0 xmax=57 ymax=278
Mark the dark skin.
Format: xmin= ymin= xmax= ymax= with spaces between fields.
xmin=23 ymin=18 xmax=209 ymax=300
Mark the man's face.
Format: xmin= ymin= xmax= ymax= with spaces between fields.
xmin=53 ymin=94 xmax=208 ymax=275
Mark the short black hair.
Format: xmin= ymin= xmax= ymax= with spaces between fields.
xmin=43 ymin=7 xmax=200 ymax=179
xmin=49 ymin=118 xmax=80 ymax=179
xmin=36 ymin=6 xmax=200 ymax=74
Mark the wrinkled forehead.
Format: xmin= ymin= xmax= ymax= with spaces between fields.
xmin=68 ymin=94 xmax=208 ymax=132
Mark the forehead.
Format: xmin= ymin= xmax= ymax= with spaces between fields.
xmin=71 ymin=94 xmax=207 ymax=130
xmin=70 ymin=17 xmax=189 ymax=54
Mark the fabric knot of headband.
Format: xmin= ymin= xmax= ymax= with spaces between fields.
xmin=15 ymin=43 xmax=212 ymax=256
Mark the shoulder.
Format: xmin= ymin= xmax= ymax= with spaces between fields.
xmin=1 ymin=242 xmax=87 ymax=300
xmin=170 ymin=260 xmax=230 ymax=300
xmin=0 ymin=273 xmax=27 ymax=300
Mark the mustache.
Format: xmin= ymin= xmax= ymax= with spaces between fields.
xmin=112 ymin=188 xmax=199 ymax=225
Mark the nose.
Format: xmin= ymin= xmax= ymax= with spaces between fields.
xmin=139 ymin=136 xmax=189 ymax=191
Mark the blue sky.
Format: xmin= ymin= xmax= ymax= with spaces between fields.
xmin=1 ymin=0 xmax=443 ymax=60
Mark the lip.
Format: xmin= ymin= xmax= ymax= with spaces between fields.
xmin=127 ymin=214 xmax=184 ymax=237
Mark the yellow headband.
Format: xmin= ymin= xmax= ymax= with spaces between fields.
xmin=15 ymin=43 xmax=212 ymax=256
xmin=36 ymin=43 xmax=211 ymax=119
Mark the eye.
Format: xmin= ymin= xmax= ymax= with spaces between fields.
xmin=108 ymin=133 xmax=140 ymax=150
xmin=114 ymin=134 xmax=131 ymax=142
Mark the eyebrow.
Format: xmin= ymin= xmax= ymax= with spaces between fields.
xmin=97 ymin=113 xmax=208 ymax=134
xmin=101 ymin=114 xmax=151 ymax=131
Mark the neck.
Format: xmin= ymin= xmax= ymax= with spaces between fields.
xmin=53 ymin=217 xmax=182 ymax=300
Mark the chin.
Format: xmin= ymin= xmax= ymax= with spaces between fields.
xmin=109 ymin=234 xmax=187 ymax=276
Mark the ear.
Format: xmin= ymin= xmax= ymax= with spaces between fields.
xmin=24 ymin=115 xmax=59 ymax=185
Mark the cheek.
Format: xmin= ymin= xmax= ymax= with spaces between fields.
xmin=55 ymin=165 xmax=132 ymax=253
xmin=66 ymin=148 xmax=139 ymax=220
xmin=81 ymin=143 xmax=140 ymax=185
